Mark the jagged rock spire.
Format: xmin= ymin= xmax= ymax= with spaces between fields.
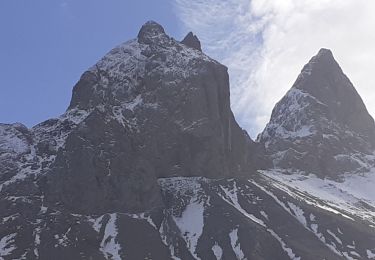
xmin=137 ymin=20 xmax=167 ymax=44
xmin=259 ymin=48 xmax=375 ymax=178
xmin=181 ymin=32 xmax=202 ymax=51
xmin=293 ymin=48 xmax=375 ymax=140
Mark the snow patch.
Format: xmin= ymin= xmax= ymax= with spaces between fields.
xmin=260 ymin=210 xmax=269 ymax=221
xmin=220 ymin=181 xmax=300 ymax=260
xmin=327 ymin=230 xmax=342 ymax=245
xmin=259 ymin=170 xmax=371 ymax=222
xmin=34 ymin=227 xmax=41 ymax=258
xmin=100 ymin=213 xmax=122 ymax=260
xmin=124 ymin=95 xmax=143 ymax=111
xmin=88 ymin=215 xmax=104 ymax=233
xmin=0 ymin=233 xmax=16 ymax=257
xmin=219 ymin=183 xmax=266 ymax=227
xmin=367 ymin=249 xmax=375 ymax=259
xmin=211 ymin=243 xmax=223 ymax=260
xmin=250 ymin=176 xmax=355 ymax=258
xmin=173 ymin=200 xmax=204 ymax=260
xmin=158 ymin=177 xmax=210 ymax=260
xmin=229 ymin=228 xmax=245 ymax=260
xmin=287 ymin=202 xmax=307 ymax=226
xmin=267 ymin=229 xmax=300 ymax=260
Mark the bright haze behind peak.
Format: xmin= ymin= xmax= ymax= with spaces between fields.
xmin=173 ymin=0 xmax=375 ymax=138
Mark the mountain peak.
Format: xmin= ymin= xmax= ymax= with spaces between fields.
xmin=259 ymin=48 xmax=375 ymax=178
xmin=299 ymin=48 xmax=339 ymax=79
xmin=69 ymin=21 xmax=220 ymax=112
xmin=181 ymin=32 xmax=202 ymax=51
xmin=316 ymin=48 xmax=333 ymax=57
xmin=295 ymin=49 xmax=358 ymax=109
xmin=294 ymin=49 xmax=374 ymax=134
xmin=57 ymin=19 xmax=254 ymax=213
xmin=137 ymin=20 xmax=167 ymax=44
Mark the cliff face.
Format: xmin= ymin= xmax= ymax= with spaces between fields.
xmin=258 ymin=49 xmax=375 ymax=178
xmin=41 ymin=21 xmax=254 ymax=214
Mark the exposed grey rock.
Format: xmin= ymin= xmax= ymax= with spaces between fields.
xmin=53 ymin=20 xmax=255 ymax=215
xmin=181 ymin=32 xmax=202 ymax=51
xmin=258 ymin=48 xmax=375 ymax=178
xmin=137 ymin=20 xmax=166 ymax=45
xmin=36 ymin=139 xmax=57 ymax=155
xmin=0 ymin=123 xmax=32 ymax=182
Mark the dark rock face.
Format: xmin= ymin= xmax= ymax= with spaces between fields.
xmin=295 ymin=49 xmax=375 ymax=141
xmin=57 ymin=20 xmax=255 ymax=214
xmin=258 ymin=48 xmax=375 ymax=178
xmin=181 ymin=32 xmax=202 ymax=51
xmin=43 ymin=110 xmax=164 ymax=215
xmin=137 ymin=21 xmax=166 ymax=45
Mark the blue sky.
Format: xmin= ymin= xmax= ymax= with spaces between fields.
xmin=0 ymin=0 xmax=181 ymax=127
xmin=1 ymin=1 xmax=375 ymax=138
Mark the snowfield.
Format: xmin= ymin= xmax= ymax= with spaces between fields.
xmin=259 ymin=169 xmax=375 ymax=225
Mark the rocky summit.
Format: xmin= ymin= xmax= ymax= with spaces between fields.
xmin=258 ymin=48 xmax=375 ymax=178
xmin=1 ymin=21 xmax=375 ymax=260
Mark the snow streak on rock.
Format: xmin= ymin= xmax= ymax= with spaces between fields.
xmin=211 ymin=242 xmax=223 ymax=260
xmin=0 ymin=233 xmax=16 ymax=258
xmin=159 ymin=177 xmax=207 ymax=260
xmin=260 ymin=170 xmax=375 ymax=224
xmin=219 ymin=181 xmax=300 ymax=260
xmin=267 ymin=229 xmax=301 ymax=260
xmin=367 ymin=249 xmax=375 ymax=259
xmin=254 ymin=171 xmax=374 ymax=259
xmin=219 ymin=182 xmax=265 ymax=227
xmin=100 ymin=214 xmax=122 ymax=260
xmin=229 ymin=228 xmax=245 ymax=260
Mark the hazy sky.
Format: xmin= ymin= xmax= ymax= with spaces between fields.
xmin=1 ymin=1 xmax=375 ymax=139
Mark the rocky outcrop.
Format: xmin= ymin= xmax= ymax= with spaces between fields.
xmin=0 ymin=123 xmax=33 ymax=187
xmin=45 ymin=20 xmax=254 ymax=215
xmin=258 ymin=48 xmax=375 ymax=178
xmin=181 ymin=32 xmax=202 ymax=51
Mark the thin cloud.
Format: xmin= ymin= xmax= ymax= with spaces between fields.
xmin=173 ymin=0 xmax=375 ymax=139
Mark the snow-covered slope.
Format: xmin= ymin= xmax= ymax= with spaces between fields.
xmin=260 ymin=169 xmax=375 ymax=226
